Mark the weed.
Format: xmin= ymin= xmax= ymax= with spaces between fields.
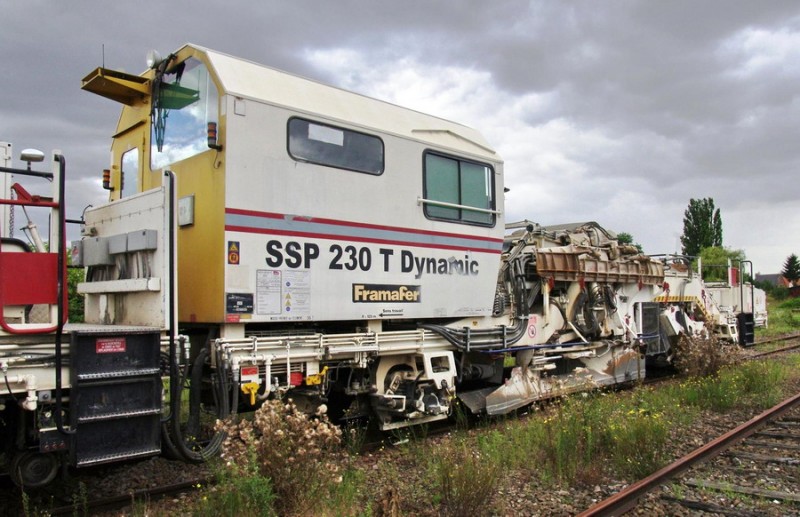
xmin=451 ymin=399 xmax=472 ymax=431
xmin=669 ymin=482 xmax=685 ymax=500
xmin=432 ymin=440 xmax=503 ymax=517
xmin=671 ymin=357 xmax=790 ymax=413
xmin=534 ymin=395 xmax=610 ymax=482
xmin=604 ymin=406 xmax=669 ymax=479
xmin=342 ymin=418 xmax=369 ymax=456
xmin=214 ymin=399 xmax=344 ymax=516
xmin=326 ymin=467 xmax=367 ymax=516
xmin=129 ymin=493 xmax=151 ymax=517
xmin=195 ymin=461 xmax=277 ymax=517
xmin=76 ymin=481 xmax=88 ymax=517
xmin=476 ymin=428 xmax=513 ymax=467
xmin=735 ymin=360 xmax=788 ymax=408
xmin=21 ymin=491 xmax=30 ymax=517
xmin=673 ymin=334 xmax=741 ymax=378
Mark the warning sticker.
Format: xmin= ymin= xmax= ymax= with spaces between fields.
xmin=96 ymin=337 xmax=126 ymax=354
xmin=527 ymin=315 xmax=538 ymax=338
xmin=228 ymin=241 xmax=240 ymax=265
xmin=256 ymin=270 xmax=311 ymax=317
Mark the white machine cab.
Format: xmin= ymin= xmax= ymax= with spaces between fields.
xmin=82 ymin=44 xmax=504 ymax=326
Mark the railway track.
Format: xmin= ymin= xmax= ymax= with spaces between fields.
xmin=751 ymin=332 xmax=800 ymax=358
xmin=46 ymin=477 xmax=210 ymax=516
xmin=578 ymin=391 xmax=800 ymax=516
xmin=0 ymin=456 xmax=211 ymax=517
xmin=752 ymin=331 xmax=800 ymax=347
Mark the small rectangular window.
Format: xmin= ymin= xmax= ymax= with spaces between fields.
xmin=424 ymin=152 xmax=494 ymax=226
xmin=288 ymin=118 xmax=384 ymax=175
xmin=121 ymin=148 xmax=139 ymax=198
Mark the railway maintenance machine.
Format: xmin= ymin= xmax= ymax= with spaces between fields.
xmin=1 ymin=44 xmax=668 ymax=486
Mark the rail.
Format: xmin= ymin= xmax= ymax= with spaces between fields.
xmin=578 ymin=390 xmax=800 ymax=516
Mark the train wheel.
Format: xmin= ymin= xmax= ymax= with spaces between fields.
xmin=10 ymin=451 xmax=59 ymax=488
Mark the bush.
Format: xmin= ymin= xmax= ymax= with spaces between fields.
xmin=672 ymin=334 xmax=742 ymax=378
xmin=772 ymin=287 xmax=790 ymax=301
xmin=215 ymin=399 xmax=344 ymax=516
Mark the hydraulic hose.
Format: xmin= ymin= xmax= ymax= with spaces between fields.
xmin=168 ymin=346 xmax=229 ymax=463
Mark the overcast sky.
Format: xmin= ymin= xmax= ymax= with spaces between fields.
xmin=2 ymin=1 xmax=798 ymax=274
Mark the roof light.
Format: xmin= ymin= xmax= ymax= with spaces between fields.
xmin=146 ymin=49 xmax=163 ymax=69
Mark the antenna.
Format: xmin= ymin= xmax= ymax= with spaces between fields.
xmin=102 ymin=43 xmax=105 ymax=68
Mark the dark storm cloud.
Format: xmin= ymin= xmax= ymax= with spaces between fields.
xmin=2 ymin=0 xmax=798 ymax=270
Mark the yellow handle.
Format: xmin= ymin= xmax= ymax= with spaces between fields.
xmin=241 ymin=382 xmax=260 ymax=405
xmin=305 ymin=366 xmax=329 ymax=386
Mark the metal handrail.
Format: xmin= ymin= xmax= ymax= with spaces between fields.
xmin=0 ymin=155 xmax=67 ymax=335
xmin=416 ymin=196 xmax=500 ymax=215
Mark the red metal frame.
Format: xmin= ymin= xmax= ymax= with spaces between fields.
xmin=0 ymin=179 xmax=67 ymax=334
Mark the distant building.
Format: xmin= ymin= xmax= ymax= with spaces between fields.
xmin=755 ymin=273 xmax=792 ymax=288
xmin=757 ymin=273 xmax=800 ymax=297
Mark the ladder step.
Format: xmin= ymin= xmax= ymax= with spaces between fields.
xmin=77 ymin=408 xmax=161 ymax=423
xmin=77 ymin=447 xmax=161 ymax=467
xmin=78 ymin=367 xmax=160 ymax=381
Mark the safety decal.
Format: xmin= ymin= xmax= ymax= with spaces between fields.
xmin=228 ymin=241 xmax=240 ymax=265
xmin=96 ymin=337 xmax=126 ymax=354
xmin=226 ymin=292 xmax=254 ymax=314
xmin=527 ymin=315 xmax=538 ymax=338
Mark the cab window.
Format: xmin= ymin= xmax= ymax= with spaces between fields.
xmin=121 ymin=148 xmax=139 ymax=198
xmin=424 ymin=152 xmax=494 ymax=226
xmin=151 ymin=58 xmax=219 ymax=169
xmin=288 ymin=118 xmax=384 ymax=175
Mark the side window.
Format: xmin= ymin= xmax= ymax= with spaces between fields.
xmin=121 ymin=148 xmax=139 ymax=198
xmin=424 ymin=152 xmax=494 ymax=226
xmin=287 ymin=118 xmax=384 ymax=175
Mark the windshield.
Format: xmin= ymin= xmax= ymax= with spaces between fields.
xmin=151 ymin=57 xmax=218 ymax=169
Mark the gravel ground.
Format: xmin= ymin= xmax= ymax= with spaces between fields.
xmin=7 ymin=348 xmax=800 ymax=516
xmin=360 ymin=405 xmax=799 ymax=517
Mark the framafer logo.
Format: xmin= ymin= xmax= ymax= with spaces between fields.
xmin=352 ymin=284 xmax=421 ymax=303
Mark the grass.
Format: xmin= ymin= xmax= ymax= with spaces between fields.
xmin=181 ymin=352 xmax=799 ymax=516
xmin=756 ymin=294 xmax=800 ymax=337
xmin=664 ymin=357 xmax=790 ymax=412
xmin=193 ymin=464 xmax=276 ymax=517
xmin=431 ymin=439 xmax=503 ymax=517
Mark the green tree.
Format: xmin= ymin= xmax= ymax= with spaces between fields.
xmin=680 ymin=198 xmax=722 ymax=257
xmin=781 ymin=253 xmax=800 ymax=285
xmin=67 ymin=263 xmax=85 ymax=323
xmin=617 ymin=232 xmax=643 ymax=253
xmin=694 ymin=246 xmax=745 ymax=282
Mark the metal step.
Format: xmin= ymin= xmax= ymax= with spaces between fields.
xmin=77 ymin=408 xmax=161 ymax=424
xmin=69 ymin=329 xmax=163 ymax=468
xmin=76 ymin=446 xmax=162 ymax=467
